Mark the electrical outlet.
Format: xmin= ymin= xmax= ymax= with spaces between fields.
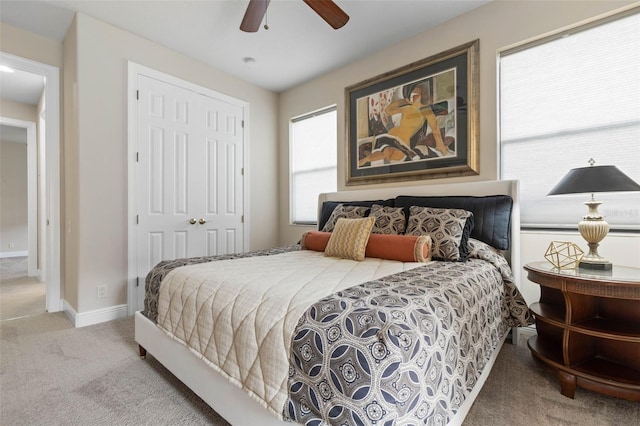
xmin=8 ymin=242 xmax=15 ymax=249
xmin=97 ymin=285 xmax=107 ymax=299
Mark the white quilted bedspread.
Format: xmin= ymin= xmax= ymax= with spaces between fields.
xmin=156 ymin=250 xmax=423 ymax=418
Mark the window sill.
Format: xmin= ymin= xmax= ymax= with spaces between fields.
xmin=521 ymin=225 xmax=639 ymax=235
xmin=291 ymin=222 xmax=317 ymax=227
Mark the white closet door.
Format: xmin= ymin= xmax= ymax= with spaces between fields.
xmin=135 ymin=75 xmax=244 ymax=309
xmin=198 ymin=93 xmax=244 ymax=256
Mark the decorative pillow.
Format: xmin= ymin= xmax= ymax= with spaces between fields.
xmin=366 ymin=233 xmax=431 ymax=262
xmin=318 ymin=199 xmax=394 ymax=231
xmin=406 ymin=206 xmax=474 ymax=261
xmin=320 ymin=204 xmax=369 ymax=232
xmin=301 ymin=231 xmax=431 ymax=263
xmin=300 ymin=231 xmax=331 ymax=251
xmin=395 ymin=195 xmax=512 ymax=250
xmin=324 ymin=217 xmax=375 ymax=261
xmin=369 ymin=204 xmax=406 ymax=235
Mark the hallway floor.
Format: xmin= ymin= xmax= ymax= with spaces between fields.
xmin=0 ymin=257 xmax=45 ymax=321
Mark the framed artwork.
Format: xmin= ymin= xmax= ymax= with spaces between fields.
xmin=345 ymin=40 xmax=479 ymax=185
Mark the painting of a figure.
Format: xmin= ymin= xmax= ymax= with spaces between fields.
xmin=346 ymin=40 xmax=479 ymax=185
xmin=357 ymin=70 xmax=456 ymax=170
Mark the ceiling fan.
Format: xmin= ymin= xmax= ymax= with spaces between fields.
xmin=240 ymin=0 xmax=349 ymax=32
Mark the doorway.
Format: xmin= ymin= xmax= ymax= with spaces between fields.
xmin=0 ymin=52 xmax=61 ymax=314
xmin=0 ymin=119 xmax=44 ymax=320
xmin=0 ymin=120 xmax=36 ymax=270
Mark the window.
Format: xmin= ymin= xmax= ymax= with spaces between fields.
xmin=499 ymin=10 xmax=640 ymax=230
xmin=290 ymin=106 xmax=337 ymax=225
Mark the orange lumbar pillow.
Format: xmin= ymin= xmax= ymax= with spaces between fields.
xmin=300 ymin=231 xmax=332 ymax=251
xmin=301 ymin=231 xmax=431 ymax=263
xmin=366 ymin=233 xmax=431 ymax=263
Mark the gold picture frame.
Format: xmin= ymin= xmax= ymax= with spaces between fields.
xmin=345 ymin=40 xmax=479 ymax=186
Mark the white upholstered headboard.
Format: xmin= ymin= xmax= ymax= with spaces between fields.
xmin=317 ymin=180 xmax=521 ymax=287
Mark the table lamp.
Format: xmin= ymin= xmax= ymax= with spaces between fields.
xmin=547 ymin=158 xmax=640 ymax=270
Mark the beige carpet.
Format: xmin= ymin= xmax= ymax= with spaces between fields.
xmin=1 ymin=313 xmax=638 ymax=425
xmin=0 ymin=257 xmax=45 ymax=321
xmin=463 ymin=340 xmax=640 ymax=425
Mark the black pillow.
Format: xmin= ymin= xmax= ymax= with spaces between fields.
xmin=395 ymin=195 xmax=513 ymax=250
xmin=317 ymin=199 xmax=395 ymax=231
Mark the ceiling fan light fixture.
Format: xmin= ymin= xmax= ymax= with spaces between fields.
xmin=240 ymin=0 xmax=270 ymax=32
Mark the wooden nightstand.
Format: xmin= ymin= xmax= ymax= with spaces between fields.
xmin=524 ymin=261 xmax=640 ymax=401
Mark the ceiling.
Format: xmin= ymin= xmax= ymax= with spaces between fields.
xmin=0 ymin=67 xmax=45 ymax=105
xmin=0 ymin=0 xmax=491 ymax=95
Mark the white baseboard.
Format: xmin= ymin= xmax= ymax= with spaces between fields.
xmin=63 ymin=301 xmax=128 ymax=328
xmin=0 ymin=250 xmax=28 ymax=258
xmin=516 ymin=324 xmax=537 ymax=347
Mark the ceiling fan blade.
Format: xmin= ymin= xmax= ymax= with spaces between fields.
xmin=303 ymin=0 xmax=349 ymax=29
xmin=240 ymin=0 xmax=271 ymax=32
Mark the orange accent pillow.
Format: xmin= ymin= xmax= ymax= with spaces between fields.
xmin=301 ymin=231 xmax=431 ymax=262
xmin=300 ymin=231 xmax=332 ymax=251
xmin=366 ymin=233 xmax=431 ymax=262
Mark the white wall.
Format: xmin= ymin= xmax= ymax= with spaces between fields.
xmin=0 ymin=139 xmax=28 ymax=253
xmin=65 ymin=13 xmax=280 ymax=314
xmin=278 ymin=0 xmax=638 ymax=246
xmin=0 ymin=23 xmax=64 ymax=69
xmin=0 ymin=99 xmax=38 ymax=122
xmin=63 ymin=16 xmax=79 ymax=309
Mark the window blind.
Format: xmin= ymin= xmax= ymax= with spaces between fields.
xmin=499 ymin=10 xmax=640 ymax=230
xmin=291 ymin=106 xmax=337 ymax=224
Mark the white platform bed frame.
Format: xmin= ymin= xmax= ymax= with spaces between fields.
xmin=135 ymin=179 xmax=521 ymax=426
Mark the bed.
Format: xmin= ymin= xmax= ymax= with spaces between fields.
xmin=135 ymin=179 xmax=533 ymax=425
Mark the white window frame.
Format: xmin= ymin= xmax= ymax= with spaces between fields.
xmin=290 ymin=105 xmax=338 ymax=225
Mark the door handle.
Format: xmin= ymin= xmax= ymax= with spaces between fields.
xmin=199 ymin=218 xmax=207 ymax=225
xmin=188 ymin=218 xmax=197 ymax=225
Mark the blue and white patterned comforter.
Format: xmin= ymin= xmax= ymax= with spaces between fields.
xmin=142 ymin=239 xmax=532 ymax=425
xmin=285 ymin=240 xmax=532 ymax=425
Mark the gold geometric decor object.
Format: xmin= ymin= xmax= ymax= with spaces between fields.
xmin=544 ymin=241 xmax=584 ymax=269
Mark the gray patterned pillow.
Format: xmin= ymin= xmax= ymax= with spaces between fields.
xmin=320 ymin=204 xmax=369 ymax=232
xmin=370 ymin=204 xmax=406 ymax=235
xmin=406 ymin=206 xmax=474 ymax=261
